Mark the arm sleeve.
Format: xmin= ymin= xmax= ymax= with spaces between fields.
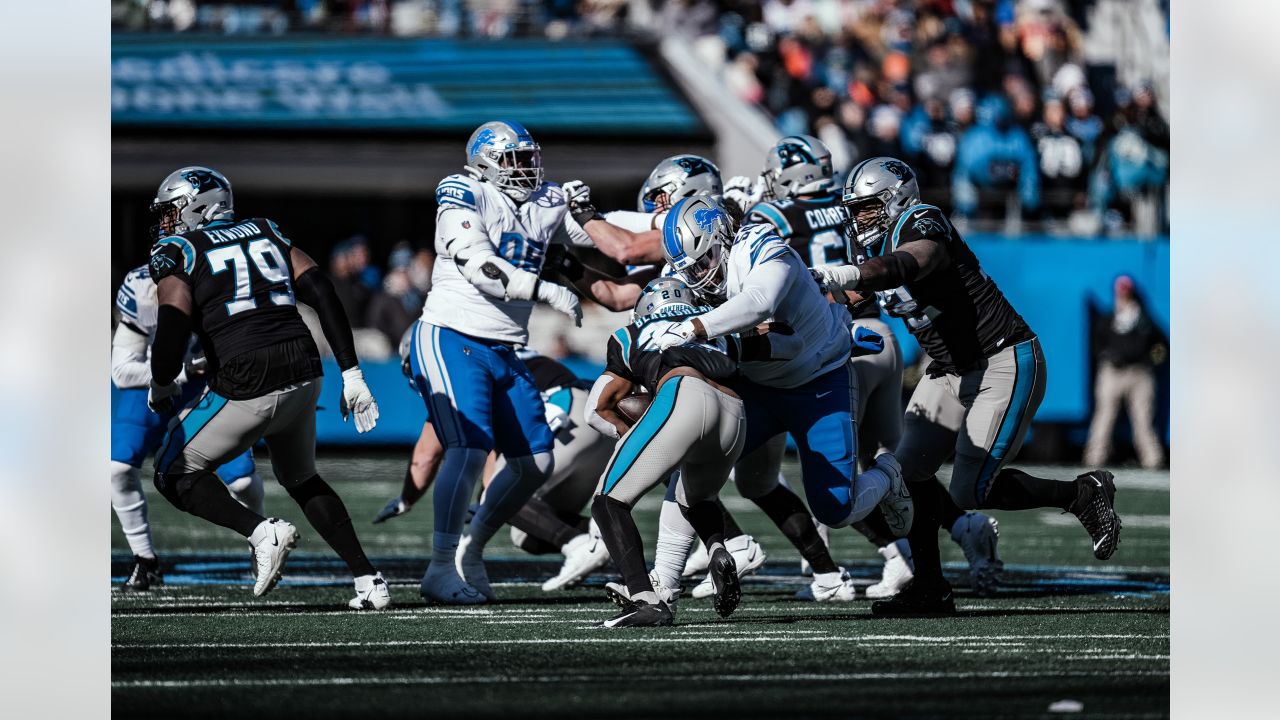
xmin=294 ymin=267 xmax=359 ymax=371
xmin=585 ymin=374 xmax=620 ymax=438
xmin=150 ymin=305 xmax=191 ymax=386
xmin=437 ymin=206 xmax=542 ymax=301
xmin=697 ymin=258 xmax=795 ymax=338
xmin=111 ymin=322 xmax=152 ymax=388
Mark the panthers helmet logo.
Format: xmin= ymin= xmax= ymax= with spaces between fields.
xmin=181 ymin=170 xmax=228 ymax=194
xmin=675 ymin=156 xmax=713 ymax=178
xmin=777 ymin=142 xmax=814 ymax=168
xmin=879 ymin=160 xmax=913 ymax=182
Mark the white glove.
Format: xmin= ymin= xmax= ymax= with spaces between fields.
xmin=722 ymin=175 xmax=761 ymax=216
xmin=562 ymin=179 xmax=591 ymax=205
xmin=537 ymin=281 xmax=583 ymax=327
xmin=656 ymin=318 xmax=698 ymax=351
xmin=340 ymin=366 xmax=380 ymax=433
xmin=811 ymin=263 xmax=861 ymax=294
xmin=147 ymin=379 xmax=180 ymax=414
xmin=183 ymin=353 xmax=208 ymax=379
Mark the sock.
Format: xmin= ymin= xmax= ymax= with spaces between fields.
xmin=111 ymin=461 xmax=155 ymax=559
xmin=510 ymin=496 xmax=581 ymax=549
xmin=718 ymin=499 xmax=745 ymax=539
xmin=225 ymin=472 xmax=266 ymax=516
xmin=935 ymin=475 xmax=966 ymax=529
xmin=680 ymin=499 xmax=726 ymax=552
xmin=431 ymin=531 xmax=460 ymax=569
xmin=433 ymin=448 xmax=487 ymax=535
xmin=592 ymin=495 xmax=653 ymax=597
xmin=654 ymin=499 xmax=697 ymax=589
xmin=631 ymin=590 xmax=659 ymax=606
xmin=470 ymin=452 xmax=553 ymax=550
xmin=177 ymin=472 xmax=264 ymax=538
xmin=752 ymin=484 xmax=837 ymax=574
xmin=287 ymin=475 xmax=376 ymax=577
xmin=983 ymin=468 xmax=1077 ymax=511
xmin=904 ymin=478 xmax=945 ymax=587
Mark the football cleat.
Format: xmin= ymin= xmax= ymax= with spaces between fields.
xmin=681 ymin=541 xmax=710 ymax=578
xmin=1070 ymin=470 xmax=1122 ymax=560
xmin=123 ymin=555 xmax=163 ymax=592
xmin=691 ymin=534 xmax=766 ymax=599
xmin=248 ymin=518 xmax=299 ymax=597
xmin=420 ymin=563 xmax=486 ymax=605
xmin=799 ymin=519 xmax=830 ymax=576
xmin=864 ymin=539 xmax=915 ymax=599
xmin=605 ymin=571 xmax=680 ymax=614
xmin=542 ymin=532 xmax=611 ymax=592
xmin=454 ymin=532 xmax=496 ymax=601
xmin=870 ymin=578 xmax=956 ymax=617
xmin=349 ymin=572 xmax=392 ymax=610
xmin=795 ymin=567 xmax=857 ymax=602
xmin=372 ymin=496 xmax=411 ymax=524
xmin=598 ymin=599 xmax=674 ymax=629
xmin=873 ymin=453 xmax=913 ymax=537
xmin=950 ymin=512 xmax=1003 ymax=597
xmin=706 ymin=546 xmax=742 ymax=618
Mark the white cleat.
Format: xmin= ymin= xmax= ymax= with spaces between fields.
xmin=542 ymin=532 xmax=611 ymax=592
xmin=349 ymin=572 xmax=392 ymax=610
xmin=865 ymin=538 xmax=915 ymax=599
xmin=420 ymin=562 xmax=487 ymax=605
xmin=691 ymin=534 xmax=767 ymax=599
xmin=681 ymin=541 xmax=710 ymax=578
xmin=454 ymin=532 xmax=496 ymax=601
xmin=605 ymin=570 xmax=681 ymax=616
xmin=248 ymin=518 xmax=298 ymax=597
xmin=799 ymin=519 xmax=830 ymax=577
xmin=873 ymin=453 xmax=913 ymax=537
xmin=795 ymin=567 xmax=858 ymax=602
xmin=950 ymin=512 xmax=1004 ymax=597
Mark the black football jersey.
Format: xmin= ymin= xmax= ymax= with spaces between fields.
xmin=854 ymin=204 xmax=1035 ymax=375
xmin=748 ymin=191 xmax=878 ymax=320
xmin=149 ymin=217 xmax=320 ymax=397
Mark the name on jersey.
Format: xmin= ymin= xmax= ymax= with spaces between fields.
xmin=804 ymin=206 xmax=847 ymax=229
xmin=205 ymin=221 xmax=264 ymax=244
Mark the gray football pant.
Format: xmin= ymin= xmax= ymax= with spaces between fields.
xmin=597 ymin=376 xmax=747 ymax=508
xmin=155 ymin=380 xmax=320 ymax=489
xmin=851 ymin=317 xmax=904 ymax=467
xmin=896 ymin=338 xmax=1046 ymax=509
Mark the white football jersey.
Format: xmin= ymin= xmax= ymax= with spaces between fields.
xmin=115 ymin=265 xmax=160 ymax=343
xmin=719 ymin=224 xmax=852 ymax=388
xmin=421 ymin=173 xmax=587 ymax=344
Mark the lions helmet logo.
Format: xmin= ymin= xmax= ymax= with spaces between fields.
xmin=692 ymin=207 xmax=725 ymax=233
xmin=879 ymin=160 xmax=913 ymax=183
xmin=468 ymin=128 xmax=497 ymax=160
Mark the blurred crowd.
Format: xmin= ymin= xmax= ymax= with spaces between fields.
xmin=324 ymin=237 xmax=434 ymax=358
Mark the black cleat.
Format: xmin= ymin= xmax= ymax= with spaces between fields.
xmin=870 ymin=579 xmax=956 ymax=617
xmin=597 ymin=600 xmax=674 ymax=628
xmin=708 ymin=547 xmax=741 ymax=618
xmin=124 ymin=555 xmax=163 ymax=592
xmin=1070 ymin=470 xmax=1122 ymax=560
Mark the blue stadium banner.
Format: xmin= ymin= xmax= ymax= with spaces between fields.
xmin=111 ymin=35 xmax=705 ymax=135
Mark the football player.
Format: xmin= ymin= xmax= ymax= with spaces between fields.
xmin=412 ymin=120 xmax=641 ymax=604
xmin=658 ymin=197 xmax=913 ymax=562
xmin=813 ymin=156 xmax=1123 ymax=615
xmin=146 ymin=166 xmax=390 ymax=610
xmin=742 ymin=136 xmax=1003 ymax=598
xmin=112 ymin=265 xmax=264 ymax=591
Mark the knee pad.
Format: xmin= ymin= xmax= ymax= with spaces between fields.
xmin=110 ymin=461 xmax=144 ymax=509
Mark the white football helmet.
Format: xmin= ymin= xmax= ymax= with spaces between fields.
xmin=465 ymin=120 xmax=544 ymax=202
xmin=841 ymin=157 xmax=920 ymax=251
xmin=660 ymin=196 xmax=734 ymax=301
xmin=761 ymin=135 xmax=834 ymax=200
xmin=638 ymin=155 xmax=723 ymax=213
xmin=150 ymin=166 xmax=233 ymax=240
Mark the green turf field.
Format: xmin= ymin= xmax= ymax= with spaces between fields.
xmin=112 ymin=455 xmax=1169 ymax=718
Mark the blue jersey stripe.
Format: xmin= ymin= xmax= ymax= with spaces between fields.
xmin=612 ymin=328 xmax=632 ymax=369
xmin=752 ymin=203 xmax=793 ymax=237
xmin=156 ymin=392 xmax=229 ymax=474
xmin=974 ymin=340 xmax=1039 ymax=499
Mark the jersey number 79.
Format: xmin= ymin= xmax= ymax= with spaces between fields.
xmin=207 ymin=238 xmax=296 ymax=316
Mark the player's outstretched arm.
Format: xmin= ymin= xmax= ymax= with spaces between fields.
xmin=562 ymin=180 xmax=664 ymax=265
xmin=111 ymin=323 xmax=153 ymax=389
xmin=290 ymin=246 xmax=380 ymax=433
xmin=587 ymin=372 xmax=635 ymax=439
xmin=697 ymin=258 xmax=796 ymax=339
xmin=814 ymin=239 xmax=949 ymax=294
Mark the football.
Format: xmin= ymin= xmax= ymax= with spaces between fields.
xmin=615 ymin=392 xmax=653 ymax=424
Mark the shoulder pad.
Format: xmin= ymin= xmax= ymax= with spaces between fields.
xmin=733 ymin=225 xmax=790 ymax=271
xmin=260 ymin=218 xmax=293 ymax=247
xmin=435 ymin=174 xmax=481 ymax=211
xmin=744 ymin=200 xmax=793 ymax=237
xmin=149 ymin=236 xmax=196 ymax=281
xmin=889 ymin=204 xmax=951 ymax=250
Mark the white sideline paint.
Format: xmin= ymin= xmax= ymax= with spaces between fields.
xmin=1040 ymin=512 xmax=1170 ymax=528
xmin=112 ymin=669 xmax=1171 ymax=689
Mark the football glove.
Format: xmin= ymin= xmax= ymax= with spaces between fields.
xmin=147 ymin=379 xmax=180 ymax=414
xmin=537 ymin=281 xmax=583 ymax=326
xmin=851 ymin=324 xmax=885 ymax=356
xmin=372 ymin=496 xmax=411 ymax=524
xmin=656 ymin=319 xmax=698 ymax=351
xmin=722 ymin=174 xmax=763 ymax=218
xmin=340 ymin=367 xmax=381 ymax=433
xmin=562 ymin=180 xmax=602 ymax=226
xmin=811 ymin=264 xmax=861 ymax=294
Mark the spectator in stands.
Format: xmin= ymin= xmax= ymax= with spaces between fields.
xmin=328 ymin=236 xmax=377 ymax=327
xmin=900 ymin=96 xmax=959 ymax=189
xmin=952 ymin=94 xmax=1040 ymax=219
xmin=1064 ymin=87 xmax=1104 ymax=166
xmin=364 ymin=241 xmax=419 ymax=348
xmin=1089 ymin=84 xmax=1169 ymax=224
xmin=1032 ymin=94 xmax=1088 ymax=201
xmin=1084 ymin=274 xmax=1166 ymax=469
xmin=865 ymin=104 xmax=904 ymax=159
